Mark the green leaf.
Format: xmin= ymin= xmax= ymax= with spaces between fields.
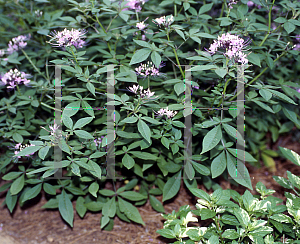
xmin=253 ymin=100 xmax=274 ymax=113
xmin=130 ymin=151 xmax=158 ymax=160
xmin=201 ymin=125 xmax=222 ymax=154
xmin=129 ymin=48 xmax=151 ymax=65
xmin=190 ymin=65 xmax=217 ymax=72
xmin=76 ymin=196 xmax=87 ymax=218
xmin=2 ymin=172 xmax=23 ymax=180
xmin=100 ymin=215 xmax=110 ymax=229
xmin=156 ymin=229 xmax=176 ymax=239
xmin=151 ymin=51 xmax=161 ymax=69
xmin=62 ymin=101 xmax=80 ymax=118
xmin=89 ymin=182 xmax=99 ymax=198
xmin=13 ymin=133 xmax=23 ymax=143
xmin=215 ymin=68 xmax=227 ymax=78
xmin=279 ymin=147 xmax=300 ymax=167
xmin=102 ymin=197 xmax=116 ymax=217
xmin=198 ymin=3 xmax=213 ymax=15
xmin=15 ymin=146 xmax=42 ymax=157
xmin=268 ymin=90 xmax=297 ymax=105
xmin=222 ymin=229 xmax=239 ymax=240
xmin=63 ymin=116 xmax=73 ymax=129
xmin=122 ymin=153 xmax=135 ymax=169
xmin=211 ymin=151 xmax=227 ymax=178
xmin=58 ymin=189 xmax=74 ymax=227
xmin=149 ymin=195 xmax=165 ymax=213
xmin=162 ymin=171 xmax=181 ymax=202
xmin=227 ymin=148 xmax=257 ymax=162
xmin=282 ymin=105 xmax=300 ymax=127
xmin=227 ymin=152 xmax=253 ymax=190
xmin=191 ymin=161 xmax=210 ymax=176
xmin=284 ymin=22 xmax=295 ymax=34
xmin=119 ymin=191 xmax=147 ymax=201
xmin=73 ymin=117 xmax=93 ymax=130
xmin=86 ymin=82 xmax=95 ymax=96
xmin=137 ymin=119 xmax=151 ymax=144
xmin=43 ymin=182 xmax=57 ymax=195
xmin=233 ymin=208 xmax=250 ymax=228
xmin=88 ymin=161 xmax=102 ymax=179
xmin=84 ymin=201 xmax=104 ymax=212
xmin=141 ymin=116 xmax=162 ymax=125
xmin=133 ymin=39 xmax=151 ymax=48
xmin=118 ymin=197 xmax=145 ymax=225
xmin=10 ymin=174 xmax=25 ymax=195
xmin=99 ymin=189 xmax=116 ymax=196
xmin=6 ymin=190 xmax=18 ymax=213
xmin=21 ymin=184 xmax=42 ymax=203
xmin=247 ymin=53 xmax=261 ymax=67
xmin=74 ymin=130 xmax=94 ymax=139
xmin=174 ymin=83 xmax=185 ymax=96
xmin=259 ymin=89 xmax=272 ymax=101
xmin=222 ymin=123 xmax=244 ymax=144
xmin=200 ymin=208 xmax=216 ymax=220
xmin=161 ymin=137 xmax=170 ymax=149
xmin=38 ymin=146 xmax=50 ymax=160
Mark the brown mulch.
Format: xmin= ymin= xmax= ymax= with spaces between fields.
xmin=0 ymin=136 xmax=299 ymax=244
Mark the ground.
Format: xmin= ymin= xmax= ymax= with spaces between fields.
xmin=0 ymin=134 xmax=299 ymax=244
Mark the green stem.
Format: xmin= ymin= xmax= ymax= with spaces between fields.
xmin=21 ymin=49 xmax=49 ymax=81
xmin=259 ymin=0 xmax=275 ymax=47
xmin=41 ymin=102 xmax=62 ymax=112
xmin=177 ymin=5 xmax=184 ymax=15
xmin=93 ymin=10 xmax=112 ymax=52
xmin=229 ymin=51 xmax=287 ymax=102
xmin=70 ymin=48 xmax=78 ymax=64
xmin=174 ymin=4 xmax=177 ymax=17
xmin=167 ymin=32 xmax=185 ymax=78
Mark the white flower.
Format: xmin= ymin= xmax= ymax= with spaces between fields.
xmin=136 ymin=21 xmax=147 ymax=30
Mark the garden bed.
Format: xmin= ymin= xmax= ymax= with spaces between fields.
xmin=0 ymin=136 xmax=299 ymax=244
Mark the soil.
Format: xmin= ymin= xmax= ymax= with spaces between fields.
xmin=0 ymin=134 xmax=299 ymax=244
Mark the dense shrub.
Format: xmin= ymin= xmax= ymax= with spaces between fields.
xmin=0 ymin=0 xmax=299 ymax=231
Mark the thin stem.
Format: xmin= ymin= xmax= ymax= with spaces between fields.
xmin=70 ymin=48 xmax=78 ymax=64
xmin=167 ymin=31 xmax=185 ymax=78
xmin=21 ymin=49 xmax=49 ymax=81
xmin=229 ymin=51 xmax=287 ymax=102
xmin=41 ymin=102 xmax=62 ymax=112
xmin=174 ymin=4 xmax=177 ymax=17
xmin=259 ymin=0 xmax=275 ymax=47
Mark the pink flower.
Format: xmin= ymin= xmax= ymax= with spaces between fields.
xmin=123 ymin=0 xmax=146 ymax=12
xmin=247 ymin=1 xmax=254 ymax=7
xmin=293 ymin=44 xmax=300 ymax=51
xmin=1 ymin=69 xmax=31 ymax=90
xmin=7 ymin=35 xmax=30 ymax=54
xmin=136 ymin=21 xmax=147 ymax=30
xmin=154 ymin=107 xmax=177 ymax=119
xmin=48 ymin=28 xmax=87 ymax=49
xmin=152 ymin=15 xmax=174 ymax=28
xmin=228 ymin=0 xmax=239 ymax=9
xmin=127 ymin=84 xmax=140 ymax=94
xmin=135 ymin=61 xmax=164 ymax=78
xmin=207 ymin=33 xmax=250 ymax=64
xmin=127 ymin=85 xmax=157 ymax=99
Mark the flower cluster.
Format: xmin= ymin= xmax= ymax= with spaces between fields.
xmin=48 ymin=28 xmax=87 ymax=49
xmin=127 ymin=85 xmax=156 ymax=99
xmin=228 ymin=0 xmax=239 ymax=9
xmin=49 ymin=123 xmax=61 ymax=137
xmin=14 ymin=143 xmax=35 ymax=158
xmin=1 ymin=69 xmax=30 ymax=89
xmin=207 ymin=32 xmax=250 ymax=64
xmin=94 ymin=136 xmax=105 ymax=147
xmin=34 ymin=10 xmax=43 ymax=17
xmin=152 ymin=15 xmax=174 ymax=28
xmin=155 ymin=107 xmax=178 ymax=119
xmin=7 ymin=35 xmax=30 ymax=54
xmin=123 ymin=0 xmax=146 ymax=12
xmin=136 ymin=21 xmax=148 ymax=31
xmin=135 ymin=61 xmax=165 ymax=78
